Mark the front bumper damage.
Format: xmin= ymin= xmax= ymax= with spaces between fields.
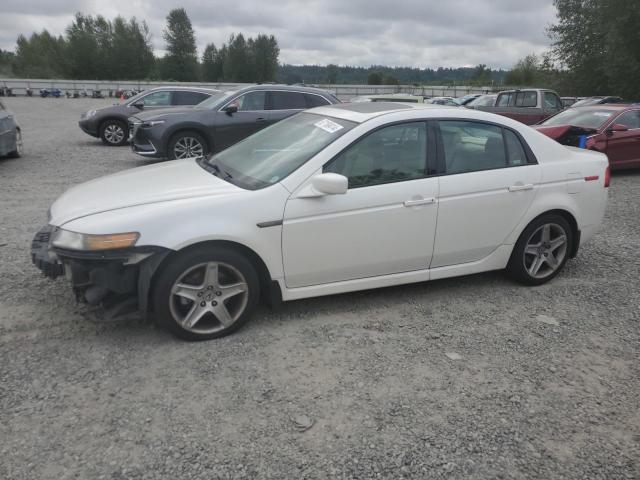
xmin=31 ymin=225 xmax=170 ymax=319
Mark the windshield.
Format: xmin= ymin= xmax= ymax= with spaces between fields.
xmin=468 ymin=95 xmax=496 ymax=107
xmin=541 ymin=108 xmax=614 ymax=129
xmin=203 ymin=112 xmax=356 ymax=190
xmin=195 ymin=90 xmax=237 ymax=109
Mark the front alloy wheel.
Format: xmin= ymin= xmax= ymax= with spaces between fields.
xmin=172 ymin=136 xmax=204 ymax=159
xmin=8 ymin=129 xmax=23 ymax=158
xmin=170 ymin=262 xmax=249 ymax=335
xmin=153 ymin=246 xmax=259 ymax=340
xmin=100 ymin=120 xmax=128 ymax=146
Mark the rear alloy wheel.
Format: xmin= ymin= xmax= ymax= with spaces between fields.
xmin=153 ymin=247 xmax=259 ymax=340
xmin=100 ymin=120 xmax=128 ymax=146
xmin=168 ymin=132 xmax=208 ymax=160
xmin=7 ymin=129 xmax=23 ymax=158
xmin=507 ymin=214 xmax=573 ymax=285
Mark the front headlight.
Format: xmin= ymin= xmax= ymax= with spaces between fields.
xmin=52 ymin=229 xmax=140 ymax=251
xmin=84 ymin=110 xmax=97 ymax=118
xmin=141 ymin=120 xmax=165 ymax=128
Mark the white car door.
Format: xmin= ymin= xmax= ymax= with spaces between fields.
xmin=431 ymin=120 xmax=541 ymax=268
xmin=282 ymin=121 xmax=439 ymax=288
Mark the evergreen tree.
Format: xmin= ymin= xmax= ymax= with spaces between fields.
xmin=161 ymin=8 xmax=198 ymax=81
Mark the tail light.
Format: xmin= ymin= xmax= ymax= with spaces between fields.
xmin=604 ymin=165 xmax=610 ymax=188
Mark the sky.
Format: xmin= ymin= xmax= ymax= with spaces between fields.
xmin=0 ymin=0 xmax=557 ymax=69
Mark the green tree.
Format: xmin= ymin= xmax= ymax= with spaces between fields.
xmin=14 ymin=31 xmax=67 ymax=78
xmin=505 ymin=54 xmax=541 ymax=86
xmin=549 ymin=0 xmax=640 ymax=98
xmin=249 ymin=34 xmax=279 ymax=83
xmin=111 ymin=17 xmax=154 ymax=80
xmin=224 ymin=33 xmax=251 ymax=82
xmin=161 ymin=8 xmax=198 ymax=81
xmin=65 ymin=13 xmax=102 ymax=79
xmin=367 ymin=71 xmax=382 ymax=85
xmin=0 ymin=49 xmax=14 ymax=77
xmin=326 ymin=64 xmax=338 ymax=84
xmin=201 ymin=43 xmax=219 ymax=81
xmin=471 ymin=64 xmax=491 ymax=85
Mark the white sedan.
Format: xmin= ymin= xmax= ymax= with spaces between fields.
xmin=32 ymin=103 xmax=609 ymax=340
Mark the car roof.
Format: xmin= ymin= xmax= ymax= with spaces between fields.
xmin=572 ymin=104 xmax=637 ymax=111
xmin=144 ymin=86 xmax=220 ymax=94
xmin=309 ymin=102 xmax=459 ymax=123
xmin=233 ymin=84 xmax=335 ymax=96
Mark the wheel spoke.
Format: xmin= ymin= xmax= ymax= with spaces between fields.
xmin=528 ymin=255 xmax=544 ymax=276
xmin=203 ymin=262 xmax=219 ymax=288
xmin=219 ymin=282 xmax=247 ymax=300
xmin=525 ymin=243 xmax=541 ymax=256
xmin=541 ymin=224 xmax=551 ymax=243
xmin=182 ymin=303 xmax=208 ymax=329
xmin=172 ymin=282 xmax=201 ymax=301
xmin=545 ymin=252 xmax=559 ymax=269
xmin=213 ymin=303 xmax=233 ymax=326
xmin=549 ymin=235 xmax=567 ymax=251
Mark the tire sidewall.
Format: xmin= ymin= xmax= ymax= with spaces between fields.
xmin=100 ymin=119 xmax=128 ymax=146
xmin=152 ymin=246 xmax=260 ymax=341
xmin=167 ymin=131 xmax=208 ymax=160
xmin=508 ymin=214 xmax=573 ymax=286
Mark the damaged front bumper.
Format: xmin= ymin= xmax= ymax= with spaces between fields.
xmin=31 ymin=225 xmax=170 ymax=318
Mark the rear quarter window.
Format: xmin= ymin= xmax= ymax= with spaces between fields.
xmin=305 ymin=94 xmax=330 ymax=107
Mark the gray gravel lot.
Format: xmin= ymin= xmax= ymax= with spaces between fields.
xmin=0 ymin=97 xmax=639 ymax=480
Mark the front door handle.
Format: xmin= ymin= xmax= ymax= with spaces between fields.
xmin=508 ymin=184 xmax=534 ymax=192
xmin=256 ymin=117 xmax=267 ymax=123
xmin=403 ymin=197 xmax=436 ymax=207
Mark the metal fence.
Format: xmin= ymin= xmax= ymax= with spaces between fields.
xmin=0 ymin=78 xmax=496 ymax=101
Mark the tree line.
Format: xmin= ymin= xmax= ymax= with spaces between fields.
xmin=0 ymin=8 xmax=280 ymax=83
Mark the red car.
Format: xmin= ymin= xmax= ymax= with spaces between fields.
xmin=533 ymin=105 xmax=640 ymax=170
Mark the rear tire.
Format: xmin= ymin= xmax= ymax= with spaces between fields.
xmin=507 ymin=214 xmax=573 ymax=285
xmin=152 ymin=246 xmax=260 ymax=341
xmin=167 ymin=131 xmax=208 ymax=160
xmin=99 ymin=119 xmax=128 ymax=146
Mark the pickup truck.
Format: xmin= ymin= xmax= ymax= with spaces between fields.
xmin=472 ymin=88 xmax=564 ymax=125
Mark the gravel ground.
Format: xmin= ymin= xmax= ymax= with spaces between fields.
xmin=0 ymin=97 xmax=638 ymax=480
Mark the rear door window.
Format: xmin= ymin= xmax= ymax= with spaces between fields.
xmin=173 ymin=90 xmax=209 ymax=105
xmin=270 ymin=91 xmax=307 ymax=110
xmin=497 ymin=93 xmax=512 ymax=107
xmin=438 ymin=121 xmax=508 ymax=174
xmin=515 ymin=91 xmax=538 ymax=107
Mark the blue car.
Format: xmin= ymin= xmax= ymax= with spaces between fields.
xmin=0 ymin=100 xmax=22 ymax=158
xmin=40 ymin=88 xmax=62 ymax=98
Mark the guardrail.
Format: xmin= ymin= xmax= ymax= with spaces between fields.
xmin=0 ymin=78 xmax=495 ymax=100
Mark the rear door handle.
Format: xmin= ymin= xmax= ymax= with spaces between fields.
xmin=256 ymin=117 xmax=267 ymax=123
xmin=508 ymin=184 xmax=534 ymax=192
xmin=404 ymin=197 xmax=436 ymax=207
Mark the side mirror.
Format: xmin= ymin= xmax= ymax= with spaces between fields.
xmin=132 ymin=101 xmax=144 ymax=110
xmin=297 ymin=173 xmax=348 ymax=198
xmin=608 ymin=123 xmax=629 ymax=133
xmin=224 ymin=104 xmax=238 ymax=115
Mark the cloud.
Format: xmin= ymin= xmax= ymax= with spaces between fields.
xmin=0 ymin=0 xmax=557 ymax=69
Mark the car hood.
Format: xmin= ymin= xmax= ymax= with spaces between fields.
xmin=50 ymin=159 xmax=242 ymax=226
xmin=133 ymin=107 xmax=197 ymax=121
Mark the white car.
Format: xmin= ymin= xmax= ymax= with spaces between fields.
xmin=32 ymin=103 xmax=609 ymax=341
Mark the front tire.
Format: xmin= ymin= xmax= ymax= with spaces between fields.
xmin=167 ymin=131 xmax=208 ymax=160
xmin=152 ymin=246 xmax=260 ymax=341
xmin=99 ymin=119 xmax=128 ymax=146
xmin=507 ymin=214 xmax=573 ymax=285
xmin=7 ymin=129 xmax=23 ymax=158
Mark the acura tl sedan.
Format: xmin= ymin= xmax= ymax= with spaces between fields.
xmin=32 ymin=103 xmax=609 ymax=341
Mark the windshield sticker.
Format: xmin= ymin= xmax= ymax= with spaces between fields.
xmin=315 ymin=118 xmax=344 ymax=134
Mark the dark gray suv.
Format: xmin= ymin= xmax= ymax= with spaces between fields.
xmin=129 ymin=85 xmax=341 ymax=159
xmin=78 ymin=86 xmax=219 ymax=146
